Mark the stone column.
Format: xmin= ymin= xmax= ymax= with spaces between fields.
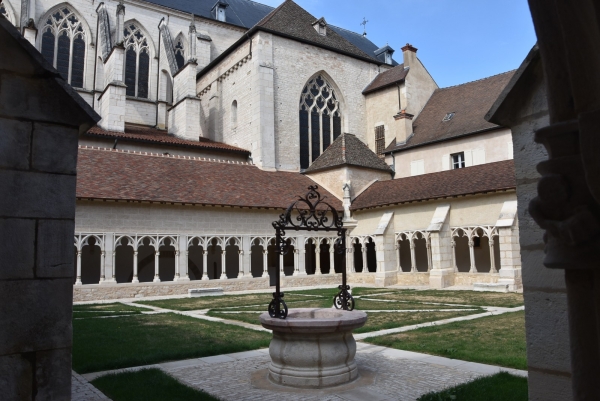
xmin=279 ymin=253 xmax=284 ymax=275
xmin=75 ymin=250 xmax=82 ymax=285
xmin=395 ymin=243 xmax=401 ymax=272
xmin=362 ymin=245 xmax=368 ymax=273
xmin=329 ymin=247 xmax=335 ymax=274
xmin=348 ymin=246 xmax=355 ymax=273
xmin=132 ymin=251 xmax=139 ymax=283
xmin=175 ymin=236 xmax=189 ymax=281
xmin=262 ymin=249 xmax=269 ymax=278
xmin=468 ymin=239 xmax=476 ymax=273
xmin=174 ymin=250 xmax=180 ymax=281
xmin=201 ymin=250 xmax=209 ymax=280
xmin=220 ymin=249 xmax=227 ymax=280
xmin=242 ymin=236 xmax=252 ymax=277
xmin=100 ymin=250 xmax=106 ymax=283
xmin=426 ymin=240 xmax=432 ymax=272
xmin=112 ymin=249 xmax=117 ymax=281
xmin=294 ymin=249 xmax=299 ymax=275
xmin=153 ymin=251 xmax=161 ymax=282
xmin=296 ymin=236 xmax=306 ymax=276
xmin=409 ymin=241 xmax=417 ymax=273
xmin=315 ymin=246 xmax=322 ymax=275
xmin=489 ymin=237 xmax=497 ymax=274
xmin=451 ymin=240 xmax=458 ymax=272
xmin=103 ymin=233 xmax=116 ymax=283
xmin=238 ymin=250 xmax=244 ymax=278
xmin=184 ymin=250 xmax=190 ymax=280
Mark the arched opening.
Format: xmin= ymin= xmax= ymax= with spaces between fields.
xmin=319 ymin=239 xmax=331 ymax=274
xmin=283 ymin=239 xmax=295 ymax=276
xmin=267 ymin=239 xmax=277 ymax=277
xmin=206 ymin=238 xmax=222 ymax=280
xmin=80 ymin=237 xmax=101 ymax=284
xmin=231 ymin=100 xmax=238 ymax=126
xmin=305 ymin=239 xmax=316 ymax=275
xmin=353 ymin=239 xmax=363 ymax=272
xmin=250 ymin=239 xmax=264 ymax=278
xmin=187 ymin=238 xmax=204 ymax=280
xmin=299 ymin=74 xmax=342 ymax=170
xmin=115 ymin=236 xmax=134 ymax=283
xmin=158 ymin=237 xmax=176 ymax=281
xmin=225 ymin=238 xmax=240 ymax=279
xmin=123 ymin=22 xmax=151 ymax=98
xmin=137 ymin=237 xmax=156 ymax=282
xmin=398 ymin=235 xmax=412 ymax=272
xmin=365 ymin=237 xmax=377 ymax=272
xmin=454 ymin=229 xmax=471 ymax=272
xmin=174 ymin=38 xmax=185 ymax=70
xmin=333 ymin=239 xmax=344 ymax=273
xmin=413 ymin=233 xmax=429 ymax=272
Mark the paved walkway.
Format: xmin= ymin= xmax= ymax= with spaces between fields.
xmin=72 ymin=371 xmax=111 ymax=401
xmin=82 ymin=344 xmax=526 ymax=401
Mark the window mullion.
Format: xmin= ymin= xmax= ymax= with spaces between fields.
xmin=67 ymin=32 xmax=74 ymax=84
xmin=53 ymin=28 xmax=58 ymax=68
xmin=308 ymin=106 xmax=312 ymax=162
xmin=135 ymin=46 xmax=140 ymax=97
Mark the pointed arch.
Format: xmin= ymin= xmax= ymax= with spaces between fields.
xmin=298 ymin=71 xmax=346 ymax=170
xmin=36 ymin=3 xmax=92 ymax=88
xmin=123 ymin=20 xmax=156 ymax=98
xmin=174 ymin=32 xmax=187 ymax=70
xmin=0 ymin=0 xmax=16 ymax=25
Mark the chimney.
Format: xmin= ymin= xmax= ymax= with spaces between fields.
xmin=402 ymin=43 xmax=418 ymax=67
xmin=394 ymin=109 xmax=414 ymax=144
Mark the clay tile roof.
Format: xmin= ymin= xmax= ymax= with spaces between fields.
xmin=255 ymin=0 xmax=376 ymax=62
xmin=362 ymin=64 xmax=408 ymax=94
xmin=305 ymin=133 xmax=392 ymax=174
xmin=86 ymin=126 xmax=250 ymax=155
xmin=384 ymin=70 xmax=516 ymax=153
xmin=351 ymin=160 xmax=516 ymax=210
xmin=76 ymin=147 xmax=342 ymax=210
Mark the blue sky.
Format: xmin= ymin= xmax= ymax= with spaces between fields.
xmin=258 ymin=0 xmax=537 ymax=88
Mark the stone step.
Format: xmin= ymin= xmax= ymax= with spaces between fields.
xmin=188 ymin=288 xmax=224 ymax=297
xmin=473 ymin=283 xmax=509 ymax=293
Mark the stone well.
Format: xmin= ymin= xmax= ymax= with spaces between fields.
xmin=259 ymin=308 xmax=368 ymax=388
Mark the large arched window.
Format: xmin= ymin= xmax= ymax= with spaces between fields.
xmin=174 ymin=38 xmax=185 ymax=70
xmin=40 ymin=7 xmax=86 ymax=88
xmin=123 ymin=23 xmax=150 ymax=98
xmin=299 ymin=75 xmax=342 ymax=170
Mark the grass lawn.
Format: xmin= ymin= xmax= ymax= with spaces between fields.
xmin=73 ymin=313 xmax=270 ymax=373
xmin=417 ymin=372 xmax=528 ymax=401
xmin=207 ymin=309 xmax=483 ymax=333
xmin=73 ymin=303 xmax=149 ymax=318
xmin=353 ymin=298 xmax=477 ymax=311
xmin=366 ymin=311 xmax=526 ymax=369
xmin=92 ymin=369 xmax=219 ymax=401
xmin=365 ymin=289 xmax=524 ymax=307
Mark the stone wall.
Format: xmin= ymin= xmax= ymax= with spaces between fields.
xmin=0 ymin=18 xmax=98 ymax=399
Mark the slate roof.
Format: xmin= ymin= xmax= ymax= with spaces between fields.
xmin=86 ymin=126 xmax=250 ymax=155
xmin=254 ymin=0 xmax=377 ymax=62
xmin=363 ymin=64 xmax=408 ymax=94
xmin=76 ymin=147 xmax=342 ymax=209
xmin=384 ymin=70 xmax=516 ymax=153
xmin=143 ymin=0 xmax=274 ymax=28
xmin=304 ymin=133 xmax=392 ymax=174
xmin=329 ymin=26 xmax=399 ymax=65
xmin=351 ymin=160 xmax=516 ymax=210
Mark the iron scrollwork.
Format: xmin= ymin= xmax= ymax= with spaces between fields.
xmin=270 ymin=186 xmax=351 ymax=319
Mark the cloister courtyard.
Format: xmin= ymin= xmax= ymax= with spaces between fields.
xmin=71 ymin=286 xmax=527 ymax=401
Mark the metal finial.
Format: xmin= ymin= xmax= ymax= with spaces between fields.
xmin=361 ymin=17 xmax=368 ymax=36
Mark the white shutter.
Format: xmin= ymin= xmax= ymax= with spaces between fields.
xmin=410 ymin=160 xmax=424 ymax=176
xmin=473 ymin=148 xmax=486 ymax=165
xmin=441 ymin=154 xmax=450 ymax=171
xmin=507 ymin=141 xmax=514 ymax=159
xmin=464 ymin=150 xmax=473 ymax=167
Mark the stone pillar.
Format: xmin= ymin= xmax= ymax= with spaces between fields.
xmin=175 ymin=236 xmax=189 ymax=281
xmin=362 ymin=245 xmax=368 ymax=273
xmin=348 ymin=246 xmax=355 ymax=273
xmin=75 ymin=250 xmax=82 ymax=285
xmin=115 ymin=2 xmax=125 ymax=45
xmin=451 ymin=240 xmax=458 ymax=272
xmin=238 ymin=250 xmax=244 ymax=278
xmin=497 ymin=226 xmax=522 ymax=291
xmin=100 ymin=250 xmax=106 ymax=283
xmin=132 ymin=251 xmax=139 ymax=283
xmin=329 ymin=246 xmax=335 ymax=274
xmin=98 ymin=45 xmax=126 ymax=132
xmin=296 ymin=236 xmax=306 ymax=276
xmin=242 ymin=236 xmax=251 ymax=277
xmin=426 ymin=240 xmax=432 ymax=272
xmin=315 ymin=246 xmax=322 ymax=275
xmin=103 ymin=233 xmax=116 ymax=283
xmin=153 ymin=251 xmax=161 ymax=282
xmin=262 ymin=250 xmax=269 ymax=278
xmin=428 ymin=221 xmax=455 ymax=289
xmin=174 ymin=250 xmax=180 ymax=281
xmin=409 ymin=241 xmax=416 ymax=273
xmin=220 ymin=249 xmax=227 ymax=280
xmin=395 ymin=243 xmax=401 ymax=272
xmin=294 ymin=249 xmax=299 ymax=275
xmin=201 ymin=250 xmax=209 ymax=280
xmin=468 ymin=239 xmax=477 ymax=273
xmin=169 ymin=62 xmax=201 ymax=141
xmin=489 ymin=237 xmax=497 ymax=274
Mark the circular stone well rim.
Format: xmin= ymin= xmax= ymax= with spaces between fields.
xmin=260 ymin=308 xmax=367 ymax=334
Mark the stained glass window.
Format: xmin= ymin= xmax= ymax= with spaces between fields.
xmin=298 ymin=75 xmax=342 ymax=170
xmin=123 ymin=23 xmax=150 ymax=98
xmin=39 ymin=7 xmax=86 ymax=88
xmin=175 ymin=40 xmax=185 ymax=70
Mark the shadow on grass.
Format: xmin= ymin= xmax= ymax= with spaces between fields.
xmin=92 ymin=369 xmax=219 ymax=401
xmin=417 ymin=372 xmax=528 ymax=401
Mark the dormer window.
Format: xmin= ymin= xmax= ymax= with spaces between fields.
xmin=385 ymin=52 xmax=392 ymax=65
xmin=212 ymin=1 xmax=229 ymax=22
xmin=375 ymin=45 xmax=395 ymax=66
xmin=313 ymin=17 xmax=327 ymax=36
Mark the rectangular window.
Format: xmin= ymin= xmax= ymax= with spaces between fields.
xmin=375 ymin=125 xmax=385 ymax=157
xmin=410 ymin=159 xmax=424 ymax=176
xmin=451 ymin=152 xmax=465 ymax=169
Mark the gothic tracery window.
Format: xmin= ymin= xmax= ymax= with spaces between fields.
xmin=123 ymin=23 xmax=150 ymax=98
xmin=40 ymin=7 xmax=86 ymax=88
xmin=299 ymin=75 xmax=342 ymax=170
xmin=175 ymin=40 xmax=185 ymax=70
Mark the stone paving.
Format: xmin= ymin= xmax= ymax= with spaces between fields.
xmin=72 ymin=371 xmax=111 ymax=401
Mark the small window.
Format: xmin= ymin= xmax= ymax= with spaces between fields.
xmin=217 ymin=7 xmax=226 ymax=22
xmin=442 ymin=112 xmax=455 ymax=122
xmin=231 ymin=100 xmax=238 ymax=126
xmin=375 ymin=125 xmax=385 ymax=157
xmin=451 ymin=152 xmax=465 ymax=169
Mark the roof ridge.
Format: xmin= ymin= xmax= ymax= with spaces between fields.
xmin=437 ymin=69 xmax=517 ymax=91
xmin=253 ymin=0 xmax=289 ymax=27
xmin=78 ymin=145 xmax=255 ymax=165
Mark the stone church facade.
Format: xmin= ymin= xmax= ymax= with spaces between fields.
xmin=1 ymin=0 xmax=522 ymax=300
